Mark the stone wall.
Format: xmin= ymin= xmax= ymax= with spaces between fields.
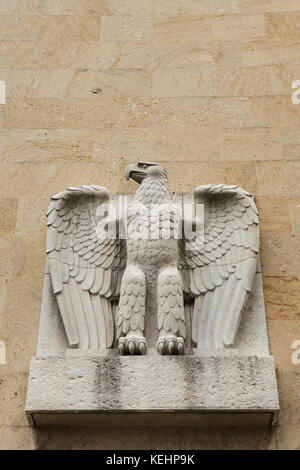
xmin=0 ymin=0 xmax=299 ymax=450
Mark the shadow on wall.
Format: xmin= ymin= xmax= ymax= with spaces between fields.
xmin=32 ymin=426 xmax=276 ymax=450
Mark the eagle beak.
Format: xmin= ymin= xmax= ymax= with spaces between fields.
xmin=125 ymin=164 xmax=147 ymax=184
xmin=125 ymin=164 xmax=133 ymax=181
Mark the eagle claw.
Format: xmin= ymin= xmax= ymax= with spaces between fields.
xmin=157 ymin=336 xmax=185 ymax=356
xmin=118 ymin=336 xmax=147 ymax=355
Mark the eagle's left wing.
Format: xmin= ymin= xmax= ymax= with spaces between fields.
xmin=47 ymin=185 xmax=126 ymax=350
xmin=179 ymin=184 xmax=259 ymax=349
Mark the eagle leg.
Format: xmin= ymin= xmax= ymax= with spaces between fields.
xmin=157 ymin=267 xmax=186 ymax=355
xmin=117 ymin=265 xmax=146 ymax=355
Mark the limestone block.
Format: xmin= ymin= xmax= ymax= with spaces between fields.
xmin=265 ymin=13 xmax=300 ymax=40
xmin=224 ymin=162 xmax=257 ymax=194
xmin=155 ymin=0 xmax=239 ymax=17
xmin=211 ymin=14 xmax=266 ymax=41
xmin=221 ymin=128 xmax=282 ymax=161
xmin=15 ymin=198 xmax=50 ymax=235
xmin=276 ymin=424 xmax=300 ymax=450
xmin=120 ymin=97 xmax=256 ymax=129
xmin=152 ymin=67 xmax=217 ymax=98
xmin=256 ymin=161 xmax=300 ymax=197
xmin=239 ymin=0 xmax=300 ymax=14
xmin=288 ymin=197 xmax=300 ymax=237
xmin=33 ymin=0 xmax=111 ymax=16
xmin=215 ymin=65 xmax=300 ymax=97
xmin=260 ymin=233 xmax=300 ymax=276
xmin=26 ymin=355 xmax=279 ymax=426
xmin=263 ymin=276 xmax=300 ymax=320
xmin=1 ymin=70 xmax=74 ymax=99
xmin=5 ymin=98 xmax=120 ymax=130
xmin=65 ymin=70 xmax=152 ymax=100
xmin=267 ymin=319 xmax=300 ymax=372
xmin=0 ymin=426 xmax=35 ymax=450
xmin=0 ymin=199 xmax=18 ymax=235
xmin=101 ymin=16 xmax=153 ymax=42
xmin=0 ymin=129 xmax=95 ymax=163
xmin=0 ymin=161 xmax=119 ymax=198
xmin=115 ymin=39 xmax=243 ymax=71
xmin=276 ymin=370 xmax=300 ymax=427
xmin=0 ymin=235 xmax=27 ymax=278
xmin=244 ymin=96 xmax=300 ymax=128
xmin=281 ymin=129 xmax=300 ymax=161
xmin=0 ymin=15 xmax=100 ymax=41
xmin=256 ymin=196 xmax=291 ymax=234
xmin=0 ymin=0 xmax=19 ymax=15
xmin=94 ymin=129 xmax=153 ymax=163
xmin=243 ymin=39 xmax=300 ymax=67
xmin=0 ymin=371 xmax=30 ymax=426
xmin=153 ymin=16 xmax=212 ymax=42
xmin=0 ymin=277 xmax=7 ymax=320
xmin=0 ymin=40 xmax=120 ymax=70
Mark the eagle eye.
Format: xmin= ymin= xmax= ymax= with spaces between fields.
xmin=139 ymin=163 xmax=148 ymax=170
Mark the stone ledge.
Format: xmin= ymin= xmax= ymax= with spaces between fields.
xmin=26 ymin=355 xmax=279 ymax=427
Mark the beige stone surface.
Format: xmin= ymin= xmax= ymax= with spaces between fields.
xmin=0 ymin=40 xmax=120 ymax=70
xmin=239 ymin=0 xmax=300 ymax=14
xmin=5 ymin=98 xmax=120 ymax=129
xmin=276 ymin=425 xmax=300 ymax=450
xmin=0 ymin=161 xmax=120 ymax=198
xmin=0 ymin=371 xmax=30 ymax=426
xmin=0 ymin=129 xmax=95 ymax=162
xmin=243 ymin=39 xmax=300 ymax=67
xmin=114 ymin=39 xmax=244 ymax=71
xmin=212 ymin=14 xmax=266 ymax=41
xmin=263 ymin=276 xmax=300 ymax=321
xmin=256 ymin=161 xmax=300 ymax=197
xmin=256 ymin=196 xmax=291 ymax=233
xmin=276 ymin=370 xmax=300 ymax=427
xmin=265 ymin=13 xmax=300 ymax=40
xmin=0 ymin=199 xmax=18 ymax=235
xmin=0 ymin=426 xmax=35 ymax=450
xmin=260 ymin=233 xmax=300 ymax=277
xmin=0 ymin=15 xmax=100 ymax=41
xmin=267 ymin=319 xmax=300 ymax=372
xmin=288 ymin=197 xmax=300 ymax=237
xmin=221 ymin=128 xmax=282 ymax=161
xmin=101 ymin=16 xmax=153 ymax=42
xmin=0 ymin=0 xmax=299 ymax=450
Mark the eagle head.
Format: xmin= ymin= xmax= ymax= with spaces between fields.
xmin=125 ymin=162 xmax=167 ymax=184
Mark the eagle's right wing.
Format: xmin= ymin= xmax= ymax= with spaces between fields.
xmin=179 ymin=184 xmax=259 ymax=349
xmin=47 ymin=185 xmax=126 ymax=350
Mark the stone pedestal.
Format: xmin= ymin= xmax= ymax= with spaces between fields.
xmin=26 ymin=354 xmax=279 ymax=427
xmin=26 ymin=262 xmax=279 ymax=427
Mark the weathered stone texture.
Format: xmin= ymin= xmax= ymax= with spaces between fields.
xmin=26 ymin=356 xmax=279 ymax=426
xmin=0 ymin=0 xmax=299 ymax=449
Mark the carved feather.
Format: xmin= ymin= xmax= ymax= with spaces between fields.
xmin=47 ymin=185 xmax=126 ymax=349
xmin=181 ymin=184 xmax=259 ymax=349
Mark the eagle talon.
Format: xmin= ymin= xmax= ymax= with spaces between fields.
xmin=138 ymin=339 xmax=147 ymax=355
xmin=118 ymin=338 xmax=126 ymax=355
xmin=128 ymin=341 xmax=135 ymax=355
xmin=118 ymin=335 xmax=147 ymax=355
xmin=177 ymin=339 xmax=184 ymax=355
xmin=157 ymin=336 xmax=185 ymax=355
xmin=157 ymin=340 xmax=165 ymax=355
xmin=168 ymin=340 xmax=175 ymax=354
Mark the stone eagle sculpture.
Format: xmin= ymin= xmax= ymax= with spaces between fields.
xmin=46 ymin=162 xmax=259 ymax=356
